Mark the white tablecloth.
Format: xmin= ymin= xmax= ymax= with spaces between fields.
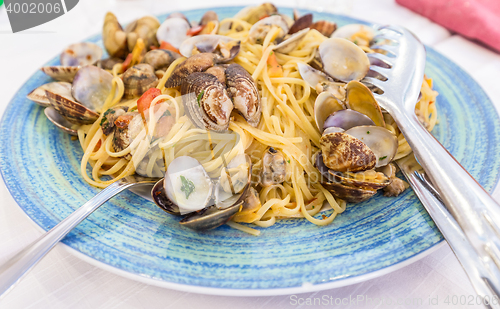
xmin=1 ymin=0 xmax=500 ymax=308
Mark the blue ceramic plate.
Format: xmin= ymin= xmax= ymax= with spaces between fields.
xmin=1 ymin=7 xmax=499 ymax=296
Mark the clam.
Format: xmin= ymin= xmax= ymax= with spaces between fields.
xmin=43 ymin=66 xmax=111 ymax=124
xmin=122 ymin=64 xmax=159 ymax=99
xmin=274 ymin=28 xmax=309 ymax=54
xmin=248 ymin=15 xmax=289 ymax=45
xmin=72 ymin=66 xmax=113 ymax=111
xmin=318 ymin=38 xmax=370 ymax=82
xmin=234 ymin=3 xmax=278 ymax=25
xmin=232 ymin=187 xmax=262 ymax=223
xmin=165 ymin=53 xmax=218 ymax=88
xmin=179 ymin=35 xmax=240 ymax=62
xmin=102 ymin=12 xmax=128 ymax=59
xmin=141 ymin=49 xmax=181 ymax=71
xmin=314 ymin=91 xmax=344 ymax=132
xmin=125 ymin=15 xmax=160 ymax=52
xmin=27 ymin=82 xmax=72 ymax=108
xmin=180 ymin=72 xmax=233 ymax=132
xmin=44 ymin=107 xmax=78 ymax=136
xmin=260 ymin=147 xmax=287 ymax=187
xmin=314 ymin=152 xmax=386 ymax=203
xmin=60 ymin=42 xmax=102 ymax=67
xmin=332 ymin=24 xmax=375 ymax=45
xmin=200 ymin=10 xmax=218 ymax=26
xmin=152 ymin=154 xmax=252 ymax=230
xmin=344 ymin=126 xmax=398 ymax=167
xmin=45 ymin=90 xmax=99 ymax=125
xmin=96 ymin=57 xmax=123 ymax=70
xmin=164 ymin=156 xmax=214 ymax=214
xmin=40 ymin=66 xmax=79 ymax=82
xmin=225 ymin=64 xmax=261 ymax=127
xmin=323 ymin=109 xmax=375 ymax=131
xmin=320 ymin=131 xmax=376 ymax=172
xmin=297 ymin=63 xmax=345 ymax=100
xmin=205 ymin=66 xmax=226 ymax=84
xmin=345 ymin=81 xmax=385 ymax=127
xmin=156 ymin=17 xmax=191 ymax=49
xmin=112 ymin=111 xmax=144 ymax=158
xmin=100 ymin=106 xmax=129 ymax=135
xmin=311 ymin=20 xmax=337 ymax=37
xmin=288 ymin=13 xmax=312 ymax=34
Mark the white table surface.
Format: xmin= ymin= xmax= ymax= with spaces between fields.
xmin=1 ymin=0 xmax=500 ymax=308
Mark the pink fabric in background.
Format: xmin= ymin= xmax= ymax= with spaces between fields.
xmin=396 ymin=0 xmax=500 ymax=52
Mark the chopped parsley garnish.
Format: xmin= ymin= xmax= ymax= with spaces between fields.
xmin=353 ymin=40 xmax=358 ymax=45
xmin=163 ymin=110 xmax=171 ymax=117
xmin=312 ymin=206 xmax=315 ymax=209
xmin=367 ymin=131 xmax=370 ymax=134
xmin=197 ymin=90 xmax=204 ymax=107
xmin=180 ymin=175 xmax=195 ymax=199
xmin=287 ymin=159 xmax=290 ymax=163
xmin=379 ymin=156 xmax=387 ymax=161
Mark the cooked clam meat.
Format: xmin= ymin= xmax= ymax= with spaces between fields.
xmin=261 ymin=147 xmax=287 ymax=187
xmin=249 ymin=15 xmax=289 ymax=44
xmin=122 ymin=64 xmax=159 ymax=98
xmin=225 ymin=64 xmax=261 ymax=127
xmin=181 ymin=72 xmax=233 ymax=132
xmin=164 ymin=156 xmax=213 ymax=213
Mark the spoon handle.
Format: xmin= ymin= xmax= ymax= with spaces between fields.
xmin=0 ymin=179 xmax=135 ymax=299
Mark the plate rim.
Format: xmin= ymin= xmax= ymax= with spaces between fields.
xmin=0 ymin=6 xmax=497 ymax=296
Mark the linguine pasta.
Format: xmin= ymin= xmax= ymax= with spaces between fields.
xmin=75 ymin=12 xmax=438 ymax=235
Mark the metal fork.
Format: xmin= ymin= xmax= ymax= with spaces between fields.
xmin=366 ymin=25 xmax=500 ymax=305
xmin=0 ymin=175 xmax=160 ymax=299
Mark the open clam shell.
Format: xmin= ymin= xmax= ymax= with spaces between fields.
xmin=151 ymin=154 xmax=253 ymax=231
xmin=180 ymin=72 xmax=233 ymax=132
xmin=234 ymin=3 xmax=277 ymax=25
xmin=249 ymin=15 xmax=289 ymax=45
xmin=318 ymin=38 xmax=370 ymax=82
xmin=60 ymin=42 xmax=103 ymax=67
xmin=156 ymin=17 xmax=191 ymax=49
xmin=274 ymin=28 xmax=309 ymax=54
xmin=345 ymin=81 xmax=385 ymax=127
xmin=314 ymin=91 xmax=344 ymax=132
xmin=102 ymin=12 xmax=128 ymax=59
xmin=72 ymin=66 xmax=113 ymax=111
xmin=40 ymin=66 xmax=80 ymax=82
xmin=165 ymin=53 xmax=217 ymax=88
xmin=27 ymin=82 xmax=72 ymax=108
xmin=45 ymin=90 xmax=99 ymax=125
xmin=323 ymin=109 xmax=375 ymax=131
xmin=344 ymin=126 xmax=398 ymax=167
xmin=225 ymin=64 xmax=261 ymax=127
xmin=125 ymin=15 xmax=160 ymax=52
xmin=319 ymin=131 xmax=376 ymax=172
xmin=44 ymin=107 xmax=78 ymax=135
xmin=122 ymin=64 xmax=159 ymax=99
xmin=288 ymin=13 xmax=312 ymax=34
xmin=179 ymin=35 xmax=240 ymax=62
xmin=164 ymin=156 xmax=214 ymax=214
xmin=314 ymin=152 xmax=379 ymax=203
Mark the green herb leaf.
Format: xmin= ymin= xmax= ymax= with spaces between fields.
xmin=367 ymin=131 xmax=370 ymax=134
xmin=312 ymin=206 xmax=315 ymax=209
xmin=287 ymin=159 xmax=290 ymax=163
xmin=163 ymin=110 xmax=171 ymax=117
xmin=197 ymin=90 xmax=204 ymax=107
xmin=353 ymin=40 xmax=358 ymax=45
xmin=180 ymin=175 xmax=195 ymax=199
xmin=379 ymin=156 xmax=387 ymax=161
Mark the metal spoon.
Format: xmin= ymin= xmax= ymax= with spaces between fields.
xmin=0 ymin=175 xmax=159 ymax=299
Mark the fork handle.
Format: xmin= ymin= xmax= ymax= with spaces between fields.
xmin=395 ymin=111 xmax=500 ymax=301
xmin=0 ymin=180 xmax=136 ymax=299
xmin=397 ymin=156 xmax=500 ymax=308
